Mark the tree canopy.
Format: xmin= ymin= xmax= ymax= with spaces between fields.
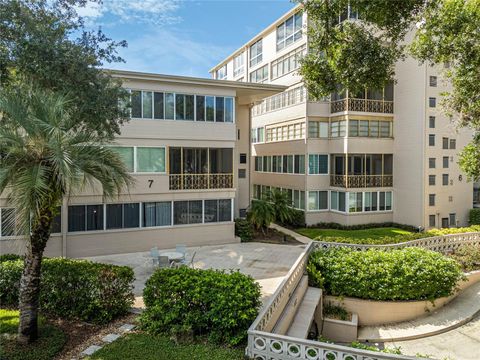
xmin=299 ymin=0 xmax=480 ymax=180
xmin=0 ymin=0 xmax=130 ymax=139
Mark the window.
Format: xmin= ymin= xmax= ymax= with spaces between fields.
xmin=174 ymin=200 xmax=202 ymax=225
xmin=379 ymin=191 xmax=392 ymax=211
xmin=271 ymin=45 xmax=306 ymax=79
xmin=442 ymin=174 xmax=449 ymax=186
xmin=206 ymin=96 xmax=215 ymax=121
xmin=250 ymin=65 xmax=269 ymax=83
xmin=429 ymin=194 xmax=436 ymax=206
xmin=0 ymin=208 xmax=15 ymax=236
xmin=348 ymin=120 xmax=358 ymax=137
xmin=442 ymin=137 xmax=449 ymax=149
xmin=251 ymin=127 xmax=265 ymax=143
xmin=330 ymin=191 xmax=346 ymax=212
xmin=364 ymin=192 xmax=378 ymax=212
xmin=308 ymin=154 xmax=329 ymax=174
xmin=429 ymin=158 xmax=436 ymax=169
xmin=136 ymin=147 xmax=165 ymax=173
xmin=308 ymin=121 xmax=329 ymax=138
xmin=429 ymin=97 xmax=436 ymax=108
xmin=111 ymin=147 xmax=134 ymax=172
xmin=449 ymin=213 xmax=456 ymax=227
xmin=294 ymin=155 xmax=305 ymax=174
xmin=165 ymin=93 xmax=175 ymax=119
xmin=224 ymin=97 xmax=234 ymax=123
xmin=308 ymin=191 xmax=328 ymax=211
xmin=429 ymin=116 xmax=435 ymax=128
xmin=142 ymin=91 xmax=153 ymax=118
xmin=233 ymin=53 xmax=244 ymax=77
xmin=331 ymin=120 xmax=346 ymax=137
xmin=175 ymin=94 xmax=195 ymax=121
xmin=429 ymin=134 xmax=435 ymax=146
xmin=143 ymin=202 xmax=172 ymax=227
xmin=429 ymin=76 xmax=437 ymax=87
xmin=131 ymin=90 xmax=142 ymax=118
xmin=292 ymin=190 xmax=305 ymax=210
xmin=348 ymin=192 xmax=363 ymax=213
xmin=153 ymin=92 xmax=164 ymax=119
xmin=276 ymin=12 xmax=303 ymax=51
xmin=429 ymin=215 xmax=436 ymax=227
xmin=239 ymin=153 xmax=247 ymax=164
xmin=443 ymin=156 xmax=449 ymax=168
xmin=68 ymin=205 xmax=103 ymax=232
xmin=250 ymin=39 xmax=263 ymax=67
xmin=204 ymin=199 xmax=232 ymax=223
xmin=441 ymin=218 xmax=449 ymax=228
xmin=450 ymin=139 xmax=456 ymax=149
xmin=429 ymin=175 xmax=436 ymax=186
xmin=238 ymin=169 xmax=246 ymax=179
xmin=106 ymin=203 xmax=139 ymax=230
xmin=216 ymin=65 xmax=227 ymax=80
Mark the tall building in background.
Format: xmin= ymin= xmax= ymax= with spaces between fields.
xmin=210 ymin=5 xmax=473 ymax=228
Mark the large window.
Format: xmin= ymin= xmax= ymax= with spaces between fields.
xmin=251 ymin=127 xmax=265 ymax=143
xmin=216 ymin=65 xmax=227 ymax=80
xmin=276 ymin=12 xmax=303 ymax=51
xmin=204 ymin=199 xmax=232 ymax=223
xmin=330 ymin=191 xmax=346 ymax=212
xmin=348 ymin=192 xmax=363 ymax=213
xmin=348 ymin=119 xmax=392 ymax=138
xmin=250 ymin=65 xmax=269 ymax=83
xmin=233 ymin=53 xmax=244 ymax=77
xmin=308 ymin=191 xmax=328 ymax=211
xmin=308 ymin=154 xmax=329 ymax=174
xmin=129 ymin=90 xmax=234 ymax=123
xmin=143 ymin=202 xmax=172 ymax=227
xmin=331 ymin=120 xmax=346 ymax=137
xmin=250 ymin=39 xmax=263 ymax=67
xmin=137 ymin=147 xmax=166 ymax=173
xmin=174 ymin=200 xmax=203 ymax=225
xmin=255 ymin=154 xmax=304 ymax=174
xmin=111 ymin=147 xmax=134 ymax=172
xmin=308 ymin=121 xmax=329 ymax=138
xmin=271 ymin=45 xmax=306 ymax=79
xmin=106 ymin=203 xmax=140 ymax=230
xmin=68 ymin=205 xmax=103 ymax=232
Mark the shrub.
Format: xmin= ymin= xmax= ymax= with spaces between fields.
xmin=279 ymin=208 xmax=305 ymax=228
xmin=308 ymin=247 xmax=464 ymax=301
xmin=449 ymin=244 xmax=480 ymax=272
xmin=234 ymin=218 xmax=253 ymax=242
xmin=141 ymin=267 xmax=261 ymax=346
xmin=469 ymin=209 xmax=480 ymax=225
xmin=0 ymin=258 xmax=134 ymax=324
xmin=0 ymin=254 xmax=22 ymax=262
xmin=426 ymin=225 xmax=480 ymax=236
xmin=315 ymin=233 xmax=425 ymax=245
xmin=309 ymin=222 xmax=419 ymax=232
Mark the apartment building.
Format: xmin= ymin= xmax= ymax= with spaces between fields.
xmin=0 ymin=71 xmax=284 ymax=257
xmin=210 ymin=5 xmax=473 ymax=228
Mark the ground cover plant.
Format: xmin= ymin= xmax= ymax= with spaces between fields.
xmin=323 ymin=303 xmax=351 ymax=321
xmin=141 ymin=267 xmax=261 ymax=346
xmin=308 ymin=247 xmax=464 ymax=301
xmin=0 ymin=309 xmax=66 ymax=360
xmin=0 ymin=257 xmax=134 ymax=324
xmin=449 ymin=244 xmax=480 ymax=272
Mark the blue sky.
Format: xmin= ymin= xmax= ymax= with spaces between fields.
xmin=77 ymin=0 xmax=296 ymax=78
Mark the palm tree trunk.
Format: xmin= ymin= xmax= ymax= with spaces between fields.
xmin=17 ymin=208 xmax=54 ymax=344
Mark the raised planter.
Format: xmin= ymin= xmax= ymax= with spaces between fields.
xmin=322 ymin=313 xmax=358 ymax=343
xmin=324 ymin=270 xmax=480 ymax=326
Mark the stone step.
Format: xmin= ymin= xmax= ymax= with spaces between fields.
xmin=286 ymin=286 xmax=322 ymax=339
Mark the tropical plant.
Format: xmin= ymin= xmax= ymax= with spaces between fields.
xmin=0 ymin=87 xmax=133 ymax=344
xmin=247 ymin=199 xmax=275 ymax=235
xmin=265 ymin=188 xmax=295 ymax=225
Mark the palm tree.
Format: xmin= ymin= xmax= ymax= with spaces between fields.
xmin=266 ymin=188 xmax=295 ymax=225
xmin=247 ymin=199 xmax=275 ymax=235
xmin=0 ymin=87 xmax=134 ymax=344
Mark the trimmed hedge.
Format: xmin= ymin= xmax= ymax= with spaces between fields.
xmin=0 ymin=253 xmax=22 ymax=262
xmin=141 ymin=267 xmax=261 ymax=346
xmin=469 ymin=209 xmax=480 ymax=225
xmin=307 ymin=247 xmax=464 ymax=301
xmin=308 ymin=222 xmax=419 ymax=232
xmin=0 ymin=258 xmax=134 ymax=324
xmin=279 ymin=208 xmax=306 ymax=228
xmin=234 ymin=218 xmax=253 ymax=242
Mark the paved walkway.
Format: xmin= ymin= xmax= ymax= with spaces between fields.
xmin=84 ymin=242 xmax=305 ymax=307
xmin=270 ymin=223 xmax=312 ymax=244
xmin=359 ymin=281 xmax=480 ymax=343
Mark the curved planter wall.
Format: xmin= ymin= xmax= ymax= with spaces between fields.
xmin=324 ymin=270 xmax=480 ymax=326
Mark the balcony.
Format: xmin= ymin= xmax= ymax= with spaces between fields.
xmin=330 ymin=174 xmax=393 ymax=188
xmin=330 ymin=98 xmax=394 ymax=114
xmin=169 ymin=173 xmax=233 ymax=190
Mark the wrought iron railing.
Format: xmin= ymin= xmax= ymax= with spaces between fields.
xmin=169 ymin=173 xmax=233 ymax=190
xmin=330 ymin=98 xmax=394 ymax=114
xmin=330 ymin=174 xmax=393 ymax=188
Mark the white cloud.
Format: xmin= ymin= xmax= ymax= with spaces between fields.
xmin=76 ymin=0 xmax=181 ymax=25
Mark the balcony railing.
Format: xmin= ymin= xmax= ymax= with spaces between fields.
xmin=330 ymin=174 xmax=393 ymax=188
xmin=252 ymin=86 xmax=307 ymax=116
xmin=330 ymin=98 xmax=394 ymax=114
xmin=169 ymin=173 xmax=233 ymax=190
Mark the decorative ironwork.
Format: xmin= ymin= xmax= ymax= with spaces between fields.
xmin=330 ymin=98 xmax=394 ymax=114
xmin=169 ymin=173 xmax=233 ymax=190
xmin=330 ymin=175 xmax=393 ymax=188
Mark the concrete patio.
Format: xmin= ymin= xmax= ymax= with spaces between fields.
xmin=84 ymin=242 xmax=306 ymax=307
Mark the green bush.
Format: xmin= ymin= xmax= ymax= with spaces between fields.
xmin=309 ymin=222 xmax=419 ymax=232
xmin=279 ymin=208 xmax=305 ymax=228
xmin=426 ymin=225 xmax=480 ymax=236
xmin=308 ymin=247 xmax=464 ymax=301
xmin=315 ymin=233 xmax=426 ymax=245
xmin=234 ymin=218 xmax=253 ymax=242
xmin=449 ymin=244 xmax=480 ymax=272
xmin=0 ymin=254 xmax=23 ymax=262
xmin=0 ymin=258 xmax=134 ymax=324
xmin=141 ymin=267 xmax=261 ymax=346
xmin=469 ymin=209 xmax=480 ymax=225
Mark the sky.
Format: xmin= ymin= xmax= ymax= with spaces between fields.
xmin=77 ymin=0 xmax=296 ymax=78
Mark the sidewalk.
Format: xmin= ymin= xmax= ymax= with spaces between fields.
xmin=269 ymin=223 xmax=312 ymax=244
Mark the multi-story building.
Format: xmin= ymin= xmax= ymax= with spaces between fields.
xmin=210 ymin=5 xmax=473 ymax=228
xmin=0 ymin=71 xmax=284 ymax=257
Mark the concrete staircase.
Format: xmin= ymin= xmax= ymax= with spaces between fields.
xmin=272 ymin=275 xmax=322 ymax=339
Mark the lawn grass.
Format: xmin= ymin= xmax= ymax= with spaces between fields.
xmin=296 ymin=227 xmax=413 ymax=240
xmin=0 ymin=309 xmax=66 ymax=360
xmin=88 ymin=333 xmax=245 ymax=360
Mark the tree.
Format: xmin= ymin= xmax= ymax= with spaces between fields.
xmin=0 ymin=0 xmax=129 ymax=139
xmin=0 ymin=87 xmax=134 ymax=344
xmin=299 ymin=0 xmax=480 ymax=179
xmin=266 ymin=189 xmax=295 ymax=225
xmin=247 ymin=199 xmax=275 ymax=235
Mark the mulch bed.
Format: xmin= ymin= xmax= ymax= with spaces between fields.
xmin=251 ymin=228 xmax=302 ymax=245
